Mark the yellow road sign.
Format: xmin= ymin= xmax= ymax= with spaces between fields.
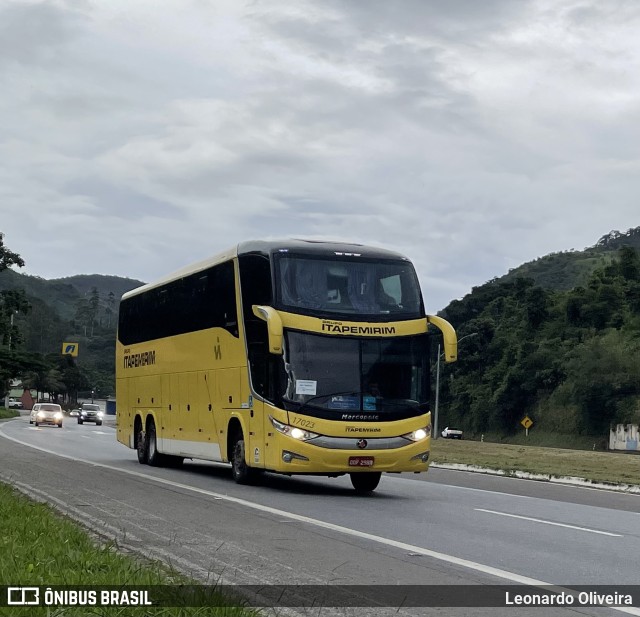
xmin=62 ymin=342 xmax=79 ymax=357
xmin=521 ymin=416 xmax=533 ymax=430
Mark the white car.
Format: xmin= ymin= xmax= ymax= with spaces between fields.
xmin=441 ymin=426 xmax=463 ymax=439
xmin=8 ymin=397 xmax=23 ymax=409
xmin=30 ymin=403 xmax=63 ymax=427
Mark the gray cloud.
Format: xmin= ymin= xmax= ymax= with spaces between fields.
xmin=0 ymin=1 xmax=84 ymax=66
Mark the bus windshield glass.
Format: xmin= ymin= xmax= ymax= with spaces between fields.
xmin=281 ymin=331 xmax=429 ymax=420
xmin=275 ymin=255 xmax=422 ymax=318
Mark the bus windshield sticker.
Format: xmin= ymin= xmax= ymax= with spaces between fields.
xmin=328 ymin=395 xmax=359 ymax=410
xmin=362 ymin=395 xmax=377 ymax=411
xmin=296 ymin=380 xmax=317 ymax=395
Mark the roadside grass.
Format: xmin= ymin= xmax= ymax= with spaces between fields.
xmin=431 ymin=438 xmax=640 ymax=486
xmin=0 ymin=482 xmax=259 ymax=617
xmin=470 ymin=431 xmax=609 ymax=451
xmin=0 ymin=408 xmax=19 ymax=420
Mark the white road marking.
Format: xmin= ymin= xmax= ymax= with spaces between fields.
xmin=432 ymin=463 xmax=640 ymax=495
xmin=401 ymin=468 xmax=640 ymax=498
xmin=1 ymin=422 xmax=638 ymax=616
xmin=475 ymin=508 xmax=623 ymax=537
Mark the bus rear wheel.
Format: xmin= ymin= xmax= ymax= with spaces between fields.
xmin=350 ymin=472 xmax=381 ymax=493
xmin=147 ymin=420 xmax=164 ymax=467
xmin=136 ymin=428 xmax=148 ymax=464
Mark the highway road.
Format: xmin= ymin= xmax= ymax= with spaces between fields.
xmin=1 ymin=414 xmax=639 ymax=616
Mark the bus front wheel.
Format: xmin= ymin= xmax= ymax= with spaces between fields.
xmin=350 ymin=472 xmax=381 ymax=493
xmin=231 ymin=435 xmax=255 ymax=485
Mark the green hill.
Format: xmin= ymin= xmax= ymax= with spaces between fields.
xmin=53 ymin=274 xmax=144 ymax=302
xmin=438 ymin=228 xmax=640 ymax=444
xmin=0 ymin=268 xmax=143 ymax=398
xmin=0 ymin=270 xmax=143 ymax=322
xmin=499 ymin=227 xmax=640 ymax=291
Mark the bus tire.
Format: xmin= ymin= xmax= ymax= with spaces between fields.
xmin=136 ymin=428 xmax=148 ymax=464
xmin=350 ymin=472 xmax=382 ymax=493
xmin=146 ymin=420 xmax=164 ymax=467
xmin=231 ymin=434 xmax=255 ymax=485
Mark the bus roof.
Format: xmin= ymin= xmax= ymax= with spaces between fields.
xmin=121 ymin=239 xmax=412 ymax=300
xmin=237 ymin=239 xmax=411 ymax=261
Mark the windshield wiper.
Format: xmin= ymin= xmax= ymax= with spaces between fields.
xmin=373 ymin=398 xmax=422 ymax=410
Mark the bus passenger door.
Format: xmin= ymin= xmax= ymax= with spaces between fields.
xmin=233 ymin=368 xmax=265 ymax=469
xmin=244 ymin=377 xmax=265 ymax=469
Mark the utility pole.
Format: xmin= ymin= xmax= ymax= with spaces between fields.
xmin=3 ymin=313 xmax=16 ymax=409
xmin=434 ymin=343 xmax=441 ymax=440
xmin=8 ymin=312 xmax=14 ymax=348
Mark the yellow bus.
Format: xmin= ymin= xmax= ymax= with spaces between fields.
xmin=116 ymin=240 xmax=457 ymax=493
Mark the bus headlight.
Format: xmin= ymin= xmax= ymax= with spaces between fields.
xmin=270 ymin=416 xmax=319 ymax=442
xmin=402 ymin=426 xmax=431 ymax=442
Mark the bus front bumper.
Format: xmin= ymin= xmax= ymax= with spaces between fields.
xmin=266 ymin=433 xmax=431 ymax=475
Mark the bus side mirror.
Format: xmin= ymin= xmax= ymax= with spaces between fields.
xmin=427 ymin=315 xmax=457 ymax=362
xmin=252 ymin=305 xmax=284 ymax=354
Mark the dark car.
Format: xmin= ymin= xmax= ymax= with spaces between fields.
xmin=78 ymin=403 xmax=103 ymax=425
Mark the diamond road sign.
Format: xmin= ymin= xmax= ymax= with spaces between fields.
xmin=521 ymin=416 xmax=533 ymax=430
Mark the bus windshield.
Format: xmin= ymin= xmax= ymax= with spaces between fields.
xmin=281 ymin=331 xmax=429 ymax=420
xmin=275 ymin=255 xmax=422 ymax=318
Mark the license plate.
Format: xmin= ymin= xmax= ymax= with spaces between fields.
xmin=348 ymin=456 xmax=374 ymax=467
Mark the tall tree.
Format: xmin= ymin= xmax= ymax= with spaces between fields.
xmin=88 ymin=287 xmax=100 ymax=336
xmin=0 ymin=289 xmax=31 ymax=349
xmin=0 ymin=232 xmax=25 ymax=273
xmin=0 ymin=233 xmax=27 ymax=398
xmin=618 ymin=246 xmax=640 ymax=281
xmin=105 ymin=291 xmax=115 ymax=328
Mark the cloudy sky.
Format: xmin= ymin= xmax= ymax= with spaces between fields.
xmin=1 ymin=0 xmax=639 ymax=312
